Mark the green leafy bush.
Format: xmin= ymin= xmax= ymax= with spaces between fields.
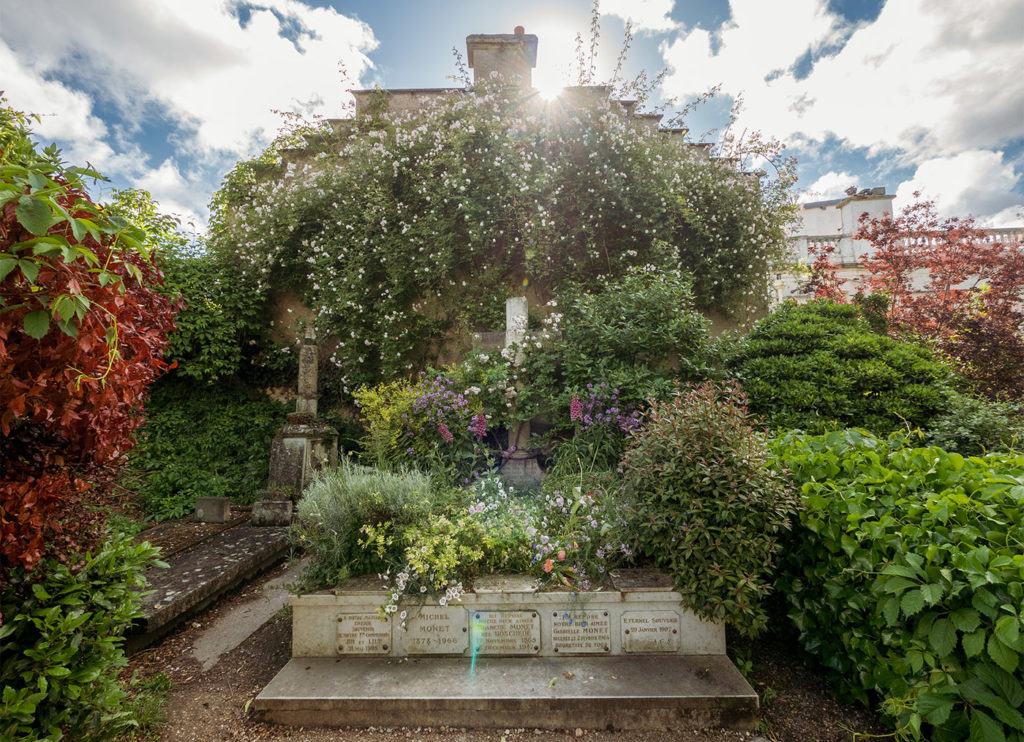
xmin=128 ymin=379 xmax=288 ymax=519
xmin=0 ymin=534 xmax=160 ymax=741
xmin=520 ymin=266 xmax=713 ymax=431
xmin=292 ymin=460 xmax=439 ymax=589
xmin=773 ymin=430 xmax=1024 ymax=741
xmin=353 ymin=373 xmax=494 ymax=484
xmin=730 ymin=300 xmax=954 ymax=434
xmin=620 ymin=381 xmax=800 ymax=637
xmin=924 ymin=391 xmax=1023 ymax=455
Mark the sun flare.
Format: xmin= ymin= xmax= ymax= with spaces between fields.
xmin=529 ymin=22 xmax=577 ymax=100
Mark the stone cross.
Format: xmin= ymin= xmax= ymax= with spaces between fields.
xmin=505 ymin=296 xmax=528 ymax=361
xmin=501 ymin=296 xmax=544 ymax=487
xmin=295 ymin=326 xmax=318 ymax=416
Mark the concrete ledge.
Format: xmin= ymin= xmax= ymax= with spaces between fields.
xmin=128 ymin=526 xmax=290 ymax=652
xmin=253 ymin=655 xmax=758 ymax=731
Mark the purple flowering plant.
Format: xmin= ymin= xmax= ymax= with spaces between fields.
xmin=550 ymin=383 xmax=642 ymax=476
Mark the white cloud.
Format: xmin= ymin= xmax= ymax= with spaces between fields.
xmin=661 ymin=0 xmax=1024 ymax=157
xmin=800 ymin=170 xmax=857 ymax=202
xmin=1 ymin=0 xmax=377 ymax=224
xmin=894 ymin=150 xmax=1024 ymax=225
xmin=134 ymin=159 xmax=208 ymax=230
xmin=2 ymin=1 xmax=378 ymax=157
xmin=659 ymin=0 xmax=1024 ymax=220
xmin=601 ymin=0 xmax=678 ymax=33
xmin=0 ymin=41 xmax=116 ymax=167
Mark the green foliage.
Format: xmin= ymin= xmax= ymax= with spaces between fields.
xmin=128 ymin=379 xmax=288 ymax=519
xmin=520 ymin=265 xmax=713 ymax=432
xmin=1 ymin=99 xmax=155 ymax=335
xmin=924 ymin=391 xmax=1023 ymax=455
xmin=730 ymin=300 xmax=954 ymax=434
xmin=773 ymin=430 xmax=1024 ymax=741
xmin=467 ymin=474 xmax=538 ymax=575
xmin=353 ymin=373 xmax=493 ymax=483
xmin=620 ymin=381 xmax=800 ymax=637
xmin=0 ymin=534 xmax=161 ymax=741
xmin=532 ymin=471 xmax=634 ymax=588
xmin=208 ymin=81 xmax=793 ymax=401
xmin=292 ymin=460 xmax=439 ymax=590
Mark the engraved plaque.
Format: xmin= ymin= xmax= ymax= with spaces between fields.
xmin=621 ymin=611 xmax=681 ymax=654
xmin=469 ymin=610 xmax=540 ymax=655
xmin=336 ymin=613 xmax=391 ymax=655
xmin=403 ymin=607 xmax=468 ymax=655
xmin=551 ymin=610 xmax=611 ymax=654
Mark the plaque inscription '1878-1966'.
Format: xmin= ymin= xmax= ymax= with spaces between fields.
xmin=551 ymin=610 xmax=611 ymax=654
xmin=336 ymin=613 xmax=391 ymax=655
xmin=470 ymin=610 xmax=540 ymax=655
xmin=403 ymin=607 xmax=468 ymax=654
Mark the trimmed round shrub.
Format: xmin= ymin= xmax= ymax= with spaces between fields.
xmin=292 ymin=460 xmax=438 ymax=589
xmin=620 ymin=381 xmax=800 ymax=637
xmin=730 ymin=300 xmax=954 ymax=434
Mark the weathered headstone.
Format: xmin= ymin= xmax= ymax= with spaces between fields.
xmin=259 ymin=327 xmax=338 ymax=524
xmin=195 ymin=496 xmax=230 ymax=523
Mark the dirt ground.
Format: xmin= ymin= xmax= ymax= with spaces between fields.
xmin=123 ymin=562 xmax=889 ymax=742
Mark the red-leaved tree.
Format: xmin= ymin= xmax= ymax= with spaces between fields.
xmin=802 ymin=242 xmax=848 ymax=301
xmin=806 ymin=197 xmax=1024 ymax=398
xmin=1 ymin=104 xmax=177 ymax=579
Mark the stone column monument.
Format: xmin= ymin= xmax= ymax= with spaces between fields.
xmin=500 ymin=297 xmax=545 ymax=488
xmin=254 ymin=327 xmax=338 ymax=525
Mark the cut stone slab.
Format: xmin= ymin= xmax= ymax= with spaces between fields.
xmin=194 ymin=496 xmax=230 ymax=523
xmin=291 ymin=576 xmax=725 ymax=657
xmin=252 ymin=500 xmax=293 ymax=526
xmin=253 ymin=655 xmax=758 ymax=731
xmin=128 ymin=526 xmax=290 ymax=652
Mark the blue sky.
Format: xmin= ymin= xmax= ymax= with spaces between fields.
xmin=3 ymin=0 xmax=1022 ymax=230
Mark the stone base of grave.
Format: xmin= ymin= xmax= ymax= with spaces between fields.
xmin=253 ymin=569 xmax=758 ymax=731
xmin=253 ymin=654 xmax=758 ymax=731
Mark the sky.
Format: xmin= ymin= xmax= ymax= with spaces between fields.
xmin=2 ymin=0 xmax=1023 ymax=231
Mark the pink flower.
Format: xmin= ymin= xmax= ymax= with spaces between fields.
xmin=472 ymin=412 xmax=487 ymax=438
xmin=543 ymin=559 xmax=554 ymax=573
xmin=557 ymin=549 xmax=566 ymax=562
xmin=438 ymin=423 xmax=454 ymax=443
xmin=570 ymin=394 xmax=583 ymax=422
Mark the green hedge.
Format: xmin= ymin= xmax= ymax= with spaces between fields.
xmin=773 ymin=430 xmax=1024 ymax=741
xmin=0 ymin=534 xmax=160 ymax=741
xmin=128 ymin=379 xmax=288 ymax=519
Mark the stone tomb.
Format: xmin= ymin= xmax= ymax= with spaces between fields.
xmin=256 ymin=569 xmax=758 ymax=731
xmin=290 ymin=570 xmax=724 ymax=658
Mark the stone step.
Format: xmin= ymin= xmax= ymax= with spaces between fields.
xmin=127 ymin=525 xmax=291 ymax=652
xmin=253 ymin=654 xmax=758 ymax=731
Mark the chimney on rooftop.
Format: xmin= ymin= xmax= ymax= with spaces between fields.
xmin=466 ymin=27 xmax=538 ymax=87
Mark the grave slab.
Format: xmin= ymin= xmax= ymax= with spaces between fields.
xmin=253 ymin=655 xmax=758 ymax=731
